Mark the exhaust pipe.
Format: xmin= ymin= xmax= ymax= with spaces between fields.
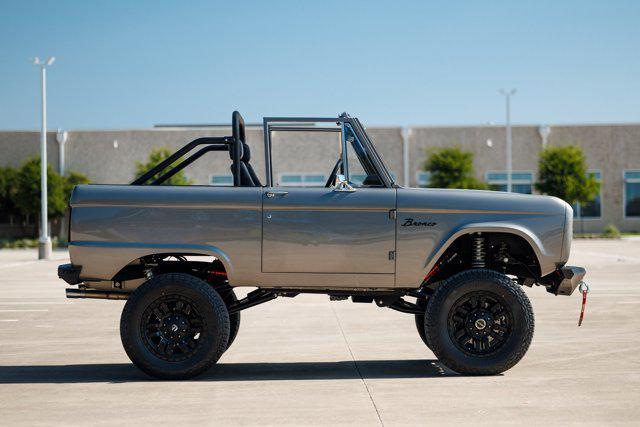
xmin=66 ymin=288 xmax=129 ymax=300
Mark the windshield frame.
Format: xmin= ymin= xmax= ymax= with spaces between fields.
xmin=262 ymin=114 xmax=394 ymax=188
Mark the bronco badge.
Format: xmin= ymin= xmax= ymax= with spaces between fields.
xmin=401 ymin=218 xmax=437 ymax=227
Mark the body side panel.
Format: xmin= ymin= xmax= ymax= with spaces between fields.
xmin=261 ymin=187 xmax=396 ymax=276
xmin=70 ymin=185 xmax=262 ymax=285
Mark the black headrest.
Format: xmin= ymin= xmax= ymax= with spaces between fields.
xmin=241 ymin=143 xmax=251 ymax=162
xmin=228 ymin=139 xmax=244 ymax=161
xmin=232 ymin=111 xmax=245 ymax=143
xmin=230 ymin=110 xmax=246 ymax=161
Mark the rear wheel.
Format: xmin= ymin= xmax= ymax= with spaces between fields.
xmin=120 ymin=273 xmax=230 ymax=380
xmin=220 ymin=289 xmax=241 ymax=351
xmin=425 ymin=269 xmax=534 ymax=375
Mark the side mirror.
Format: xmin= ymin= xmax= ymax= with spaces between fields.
xmin=333 ymin=174 xmax=356 ymax=192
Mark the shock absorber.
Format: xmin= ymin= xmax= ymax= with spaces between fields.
xmin=472 ymin=233 xmax=486 ymax=268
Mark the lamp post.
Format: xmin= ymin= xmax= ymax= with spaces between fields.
xmin=499 ymin=88 xmax=516 ymax=192
xmin=33 ymin=56 xmax=55 ymax=260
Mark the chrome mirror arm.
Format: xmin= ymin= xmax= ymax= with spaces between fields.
xmin=333 ymin=174 xmax=356 ymax=192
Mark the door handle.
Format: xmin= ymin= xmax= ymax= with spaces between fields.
xmin=265 ymin=191 xmax=289 ymax=198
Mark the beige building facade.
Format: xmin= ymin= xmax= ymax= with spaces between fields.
xmin=1 ymin=122 xmax=639 ymax=233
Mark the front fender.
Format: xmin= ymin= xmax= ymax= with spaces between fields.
xmin=422 ymin=222 xmax=555 ymax=279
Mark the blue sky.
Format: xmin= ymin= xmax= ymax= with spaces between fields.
xmin=0 ymin=0 xmax=638 ymax=129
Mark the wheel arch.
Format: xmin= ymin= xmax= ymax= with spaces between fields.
xmin=421 ymin=222 xmax=552 ymax=283
xmin=69 ymin=242 xmax=235 ymax=283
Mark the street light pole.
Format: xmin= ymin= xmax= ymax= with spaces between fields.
xmin=499 ymin=89 xmax=516 ymax=192
xmin=33 ymin=56 xmax=55 ymax=260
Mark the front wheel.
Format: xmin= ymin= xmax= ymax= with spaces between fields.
xmin=120 ymin=273 xmax=230 ymax=380
xmin=424 ymin=269 xmax=534 ymax=375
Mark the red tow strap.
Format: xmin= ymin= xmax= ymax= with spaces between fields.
xmin=578 ymin=282 xmax=589 ymax=326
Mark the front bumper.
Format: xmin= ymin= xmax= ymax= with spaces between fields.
xmin=543 ymin=265 xmax=586 ymax=296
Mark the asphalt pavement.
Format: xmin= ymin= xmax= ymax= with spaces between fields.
xmin=0 ymin=240 xmax=639 ymax=426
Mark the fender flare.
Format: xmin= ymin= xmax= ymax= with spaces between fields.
xmin=421 ymin=222 xmax=554 ymax=280
xmin=69 ymin=241 xmax=234 ymax=283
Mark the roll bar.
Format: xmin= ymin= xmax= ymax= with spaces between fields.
xmin=131 ymin=111 xmax=246 ymax=186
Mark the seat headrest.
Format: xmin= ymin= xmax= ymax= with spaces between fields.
xmin=241 ymin=143 xmax=251 ymax=162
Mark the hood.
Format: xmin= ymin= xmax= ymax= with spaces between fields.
xmin=398 ymin=187 xmax=569 ymax=216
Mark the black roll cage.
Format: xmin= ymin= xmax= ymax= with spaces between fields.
xmin=132 ymin=111 xmax=395 ymax=188
xmin=132 ymin=111 xmax=247 ymax=186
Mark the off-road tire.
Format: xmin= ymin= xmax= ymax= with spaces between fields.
xmin=424 ymin=269 xmax=534 ymax=375
xmin=414 ymin=298 xmax=431 ymax=349
xmin=222 ymin=289 xmax=241 ymax=351
xmin=120 ymin=273 xmax=230 ymax=380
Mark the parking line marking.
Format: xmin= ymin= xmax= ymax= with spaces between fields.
xmin=0 ymin=261 xmax=41 ymax=270
xmin=0 ymin=302 xmax=70 ymax=305
xmin=0 ymin=309 xmax=49 ymax=313
xmin=330 ymin=304 xmax=384 ymax=427
xmin=0 ymin=319 xmax=18 ymax=322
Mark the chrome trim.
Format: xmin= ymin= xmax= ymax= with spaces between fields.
xmin=333 ymin=174 xmax=356 ymax=192
xmin=266 ymin=191 xmax=289 ymax=198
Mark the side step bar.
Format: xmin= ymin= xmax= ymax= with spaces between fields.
xmin=66 ymin=288 xmax=130 ymax=300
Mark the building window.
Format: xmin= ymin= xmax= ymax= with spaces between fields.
xmin=209 ymin=174 xmax=233 ymax=186
xmin=279 ymin=173 xmax=326 ymax=187
xmin=573 ymin=171 xmax=601 ymax=219
xmin=416 ymin=171 xmax=431 ymax=187
xmin=350 ymin=173 xmax=367 ymax=185
xmin=486 ymin=171 xmax=534 ymax=194
xmin=624 ymin=170 xmax=640 ymax=218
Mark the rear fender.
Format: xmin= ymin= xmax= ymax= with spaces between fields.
xmin=69 ymin=241 xmax=234 ymax=283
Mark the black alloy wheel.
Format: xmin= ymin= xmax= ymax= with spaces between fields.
xmin=447 ymin=291 xmax=512 ymax=356
xmin=141 ymin=295 xmax=205 ymax=362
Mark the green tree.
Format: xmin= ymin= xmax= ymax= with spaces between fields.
xmin=423 ymin=146 xmax=488 ymax=189
xmin=13 ymin=158 xmax=67 ymax=225
xmin=535 ymin=145 xmax=599 ymax=205
xmin=64 ymin=171 xmax=91 ymax=197
xmin=0 ymin=167 xmax=21 ymax=224
xmin=135 ymin=148 xmax=193 ymax=186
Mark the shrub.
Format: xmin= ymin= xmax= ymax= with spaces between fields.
xmin=535 ymin=145 xmax=599 ymax=206
xmin=602 ymin=224 xmax=621 ymax=239
xmin=423 ymin=147 xmax=487 ymax=189
xmin=1 ymin=158 xmax=90 ymax=238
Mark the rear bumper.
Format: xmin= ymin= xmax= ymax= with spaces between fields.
xmin=543 ymin=265 xmax=586 ymax=296
xmin=58 ymin=263 xmax=82 ymax=285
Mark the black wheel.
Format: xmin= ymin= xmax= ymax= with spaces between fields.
xmin=120 ymin=273 xmax=230 ymax=380
xmin=414 ymin=298 xmax=431 ymax=349
xmin=425 ymin=269 xmax=534 ymax=375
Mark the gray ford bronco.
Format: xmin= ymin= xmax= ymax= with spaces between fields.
xmin=58 ymin=111 xmax=587 ymax=380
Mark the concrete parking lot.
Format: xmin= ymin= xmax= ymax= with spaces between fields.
xmin=0 ymin=240 xmax=639 ymax=426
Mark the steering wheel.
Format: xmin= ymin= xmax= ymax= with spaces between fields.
xmin=325 ymin=158 xmax=342 ymax=187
